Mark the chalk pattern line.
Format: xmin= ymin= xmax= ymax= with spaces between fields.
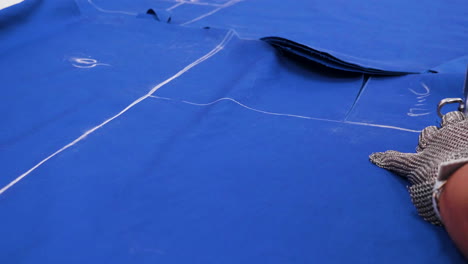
xmin=0 ymin=30 xmax=236 ymax=195
xmin=181 ymin=0 xmax=244 ymax=25
xmin=167 ymin=0 xmax=225 ymax=11
xmin=149 ymin=96 xmax=422 ymax=133
xmin=88 ymin=0 xmax=138 ymax=15
xmin=87 ymin=0 xmax=231 ymax=17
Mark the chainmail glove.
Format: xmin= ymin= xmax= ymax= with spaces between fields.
xmin=370 ymin=111 xmax=468 ymax=225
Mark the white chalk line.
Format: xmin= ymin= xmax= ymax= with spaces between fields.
xmin=0 ymin=30 xmax=236 ymax=195
xmin=168 ymin=0 xmax=224 ymax=8
xmin=89 ymin=0 xmax=223 ymax=14
xmin=0 ymin=0 xmax=24 ymax=10
xmin=149 ymin=96 xmax=422 ymax=133
xmin=166 ymin=0 xmax=224 ymax=11
xmin=88 ymin=0 xmax=138 ymax=16
xmin=70 ymin=57 xmax=110 ymax=69
xmin=181 ymin=0 xmax=243 ymax=25
xmin=407 ymin=82 xmax=431 ymax=117
xmin=166 ymin=2 xmax=185 ymax=11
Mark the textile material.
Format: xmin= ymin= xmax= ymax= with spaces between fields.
xmin=1 ymin=0 xmax=467 ymax=263
xmin=79 ymin=0 xmax=468 ymax=73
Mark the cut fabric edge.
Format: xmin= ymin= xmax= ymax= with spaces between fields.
xmin=261 ymin=36 xmax=418 ymax=76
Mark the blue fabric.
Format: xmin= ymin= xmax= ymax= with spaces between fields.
xmin=0 ymin=13 xmax=234 ymax=188
xmin=1 ymin=0 xmax=81 ymax=52
xmin=0 ymin=0 xmax=467 ymax=263
xmin=347 ymin=73 xmax=466 ymax=130
xmin=175 ymin=0 xmax=468 ymax=73
xmin=73 ymin=0 xmax=468 ymax=73
xmin=84 ymin=0 xmax=468 ymax=74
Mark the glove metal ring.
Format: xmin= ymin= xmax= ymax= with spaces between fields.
xmin=437 ymin=98 xmax=465 ymax=118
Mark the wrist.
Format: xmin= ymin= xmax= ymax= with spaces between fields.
xmin=432 ymin=157 xmax=468 ymax=223
xmin=439 ymin=163 xmax=468 ymax=259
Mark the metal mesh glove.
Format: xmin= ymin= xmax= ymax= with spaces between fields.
xmin=369 ymin=111 xmax=468 ymax=225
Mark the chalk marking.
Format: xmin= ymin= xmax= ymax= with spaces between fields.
xmin=88 ymin=0 xmax=138 ymax=15
xmin=0 ymin=30 xmax=235 ymax=195
xmin=166 ymin=1 xmax=185 ymax=11
xmin=181 ymin=0 xmax=243 ymax=25
xmin=408 ymin=82 xmax=431 ymax=117
xmin=170 ymin=0 xmax=224 ymax=7
xmin=408 ymin=108 xmax=431 ymax=117
xmin=149 ymin=96 xmax=422 ymax=133
xmin=70 ymin=57 xmax=110 ymax=69
xmin=0 ymin=0 xmax=23 ymax=10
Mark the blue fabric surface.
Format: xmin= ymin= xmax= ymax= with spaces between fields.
xmin=83 ymin=0 xmax=468 ymax=74
xmin=0 ymin=15 xmax=233 ymax=188
xmin=176 ymin=0 xmax=468 ymax=73
xmin=1 ymin=0 xmax=467 ymax=263
xmin=347 ymin=73 xmax=466 ymax=130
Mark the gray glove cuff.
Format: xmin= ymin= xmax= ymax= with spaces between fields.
xmin=410 ymin=154 xmax=468 ymax=226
